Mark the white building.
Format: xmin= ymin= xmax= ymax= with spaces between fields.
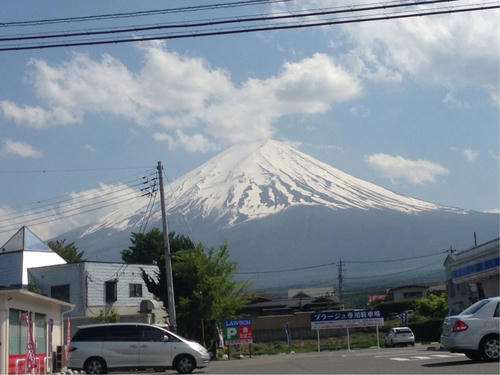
xmin=28 ymin=261 xmax=164 ymax=324
xmin=0 ymin=226 xmax=66 ymax=287
xmin=444 ymin=238 xmax=499 ymax=314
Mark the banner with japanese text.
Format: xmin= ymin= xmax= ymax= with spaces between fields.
xmin=311 ymin=310 xmax=384 ymax=329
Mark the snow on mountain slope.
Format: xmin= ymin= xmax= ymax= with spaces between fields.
xmin=80 ymin=139 xmax=458 ymax=238
xmin=163 ymin=139 xmax=452 ymax=224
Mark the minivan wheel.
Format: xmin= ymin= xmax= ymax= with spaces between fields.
xmin=84 ymin=357 xmax=107 ymax=374
xmin=175 ymin=355 xmax=195 ymax=374
xmin=480 ymin=335 xmax=499 ymax=362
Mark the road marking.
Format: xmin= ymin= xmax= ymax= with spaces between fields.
xmin=389 ymin=353 xmax=466 ymax=361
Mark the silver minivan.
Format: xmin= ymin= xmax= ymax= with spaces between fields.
xmin=69 ymin=323 xmax=210 ymax=374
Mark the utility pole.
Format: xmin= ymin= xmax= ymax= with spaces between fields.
xmin=338 ymin=258 xmax=344 ymax=308
xmin=157 ymin=161 xmax=177 ymax=332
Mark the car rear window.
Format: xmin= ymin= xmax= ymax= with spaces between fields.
xmin=459 ymin=299 xmax=490 ymax=316
xmin=396 ymin=329 xmax=412 ymax=334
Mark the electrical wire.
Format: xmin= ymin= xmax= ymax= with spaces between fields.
xmin=0 ymin=192 xmax=149 ymax=235
xmin=0 ymin=169 xmax=155 ymax=212
xmin=0 ymin=3 xmax=497 ymax=51
xmin=0 ymin=0 xmax=295 ymax=28
xmin=236 ymin=249 xmax=447 ymax=275
xmin=0 ymin=0 xmax=459 ymax=42
xmin=0 ymin=188 xmax=150 ymax=231
xmin=0 ymin=178 xmax=155 ymax=223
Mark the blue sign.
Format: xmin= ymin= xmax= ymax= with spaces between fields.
xmin=311 ymin=310 xmax=384 ymax=329
xmin=452 ymin=257 xmax=499 ymax=279
xmin=224 ymin=319 xmax=252 ymax=327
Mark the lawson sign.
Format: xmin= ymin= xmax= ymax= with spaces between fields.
xmin=224 ymin=319 xmax=253 ymax=344
xmin=311 ymin=310 xmax=384 ymax=329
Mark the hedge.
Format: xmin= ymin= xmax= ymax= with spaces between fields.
xmin=409 ymin=318 xmax=444 ymax=342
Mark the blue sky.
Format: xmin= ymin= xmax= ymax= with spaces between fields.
xmin=0 ymin=0 xmax=498 ymax=242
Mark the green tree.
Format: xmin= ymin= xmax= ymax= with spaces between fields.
xmin=48 ymin=239 xmax=85 ymax=263
xmin=122 ymin=229 xmax=249 ymax=343
xmin=416 ymin=293 xmax=448 ymax=319
xmin=121 ymin=229 xmax=194 ymax=265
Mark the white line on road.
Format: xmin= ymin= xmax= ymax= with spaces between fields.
xmin=410 ymin=356 xmax=432 ymax=359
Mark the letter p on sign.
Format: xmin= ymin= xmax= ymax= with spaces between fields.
xmin=226 ymin=327 xmax=238 ymax=340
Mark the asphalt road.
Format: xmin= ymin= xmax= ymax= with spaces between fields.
xmin=196 ymin=344 xmax=500 ymax=374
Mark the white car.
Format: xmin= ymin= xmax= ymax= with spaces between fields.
xmin=441 ymin=296 xmax=500 ymax=361
xmin=385 ymin=327 xmax=415 ymax=347
xmin=69 ymin=323 xmax=210 ymax=374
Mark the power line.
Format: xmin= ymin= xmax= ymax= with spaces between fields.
xmin=0 ymin=192 xmax=149 ymax=235
xmin=0 ymin=3 xmax=497 ymax=51
xmin=236 ymin=248 xmax=447 ymax=275
xmin=0 ymin=166 xmax=154 ymax=174
xmin=344 ymin=250 xmax=447 ymax=263
xmin=0 ymin=178 xmax=154 ymax=223
xmin=0 ymin=0 xmax=294 ymax=27
xmin=236 ymin=260 xmax=338 ymax=274
xmin=0 ymin=187 xmax=152 ymax=232
xmin=0 ymin=0 xmax=459 ymax=42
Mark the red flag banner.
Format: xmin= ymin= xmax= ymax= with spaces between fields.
xmin=23 ymin=313 xmax=37 ymax=373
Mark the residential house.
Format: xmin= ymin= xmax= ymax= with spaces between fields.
xmin=386 ymin=285 xmax=428 ymax=302
xmin=28 ymin=262 xmax=165 ymax=329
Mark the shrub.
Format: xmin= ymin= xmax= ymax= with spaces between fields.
xmin=409 ymin=318 xmax=443 ymax=342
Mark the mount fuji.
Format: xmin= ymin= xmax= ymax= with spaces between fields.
xmin=56 ymin=140 xmax=499 ymax=289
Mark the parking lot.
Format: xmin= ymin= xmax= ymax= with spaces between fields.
xmin=199 ymin=344 xmax=500 ymax=374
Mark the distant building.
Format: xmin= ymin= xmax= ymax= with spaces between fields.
xmin=28 ymin=262 xmax=164 ymax=325
xmin=444 ymin=237 xmax=499 ymax=315
xmin=368 ymin=294 xmax=388 ymax=304
xmin=386 ymin=285 xmax=428 ymax=302
xmin=0 ymin=226 xmax=66 ymax=287
xmin=287 ymin=286 xmax=334 ymax=299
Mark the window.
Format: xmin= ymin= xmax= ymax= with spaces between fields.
xmin=8 ymin=309 xmax=28 ymax=355
xmin=129 ymin=283 xmax=142 ymax=298
xmin=103 ymin=325 xmax=139 ymax=341
xmin=51 ymin=284 xmax=70 ymax=302
xmin=35 ymin=313 xmax=47 ymax=354
xmin=459 ymin=299 xmax=490 ymax=315
xmin=105 ymin=280 xmax=117 ymax=303
xmin=403 ymin=291 xmax=422 ymax=299
xmin=138 ymin=326 xmax=167 ymax=342
xmin=494 ymin=303 xmax=499 ymax=318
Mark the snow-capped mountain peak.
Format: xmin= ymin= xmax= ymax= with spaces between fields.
xmin=163 ymin=139 xmax=445 ymax=226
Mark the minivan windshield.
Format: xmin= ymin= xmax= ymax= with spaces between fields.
xmin=459 ymin=299 xmax=490 ymax=316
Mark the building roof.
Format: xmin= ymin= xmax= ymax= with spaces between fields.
xmin=387 ymin=285 xmax=429 ymax=292
xmin=0 ymin=226 xmax=66 ymax=286
xmin=0 ymin=287 xmax=74 ymax=308
xmin=1 ymin=226 xmax=53 ymax=253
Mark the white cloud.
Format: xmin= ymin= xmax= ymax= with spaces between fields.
xmin=463 ymin=149 xmax=478 ymax=162
xmin=153 ymin=130 xmax=218 ymax=153
xmin=273 ymin=1 xmax=499 ymax=100
xmin=0 ymin=139 xmax=42 ymax=158
xmin=366 ymin=153 xmax=449 ymax=184
xmin=84 ymin=144 xmax=96 ymax=153
xmin=0 ymin=44 xmax=361 ymax=152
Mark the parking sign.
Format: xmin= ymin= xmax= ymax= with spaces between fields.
xmin=224 ymin=319 xmax=253 ymax=344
